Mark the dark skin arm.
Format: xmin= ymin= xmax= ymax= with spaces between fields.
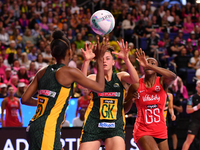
xmin=135 ymin=49 xmax=177 ymax=91
xmin=21 ymin=37 xmax=109 ymax=106
xmin=124 ymin=83 xmax=139 ymax=113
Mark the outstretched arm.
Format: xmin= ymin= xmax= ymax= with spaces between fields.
xmin=113 ymin=39 xmax=139 ymax=84
xmin=81 ymin=41 xmax=96 ymax=76
xmin=135 ymin=49 xmax=176 ymax=88
xmin=1 ymin=99 xmax=7 ymax=127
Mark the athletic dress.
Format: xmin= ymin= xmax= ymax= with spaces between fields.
xmin=5 ymin=97 xmax=21 ymax=127
xmin=187 ymin=94 xmax=200 ymax=135
xmin=26 ymin=64 xmax=74 ymax=150
xmin=79 ymin=96 xmax=90 ymax=110
xmin=133 ymin=77 xmax=167 ymax=143
xmin=80 ymin=73 xmax=126 ymax=143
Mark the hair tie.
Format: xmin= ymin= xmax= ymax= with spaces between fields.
xmin=58 ymin=39 xmax=68 ymax=47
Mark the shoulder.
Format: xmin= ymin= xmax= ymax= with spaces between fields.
xmin=117 ymin=71 xmax=129 ymax=80
xmin=167 ymin=93 xmax=173 ymax=99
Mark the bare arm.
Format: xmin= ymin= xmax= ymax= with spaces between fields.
xmin=186 ymin=103 xmax=200 ymax=114
xmin=1 ymin=98 xmax=7 ymax=127
xmin=112 ymin=40 xmax=139 ymax=84
xmin=124 ymin=83 xmax=139 ymax=113
xmin=21 ymin=67 xmax=46 ymax=106
xmin=168 ymin=93 xmax=176 ymax=121
xmin=173 ymin=105 xmax=183 ymax=113
xmin=135 ymin=49 xmax=176 ymax=88
xmin=17 ymin=99 xmax=23 ymax=126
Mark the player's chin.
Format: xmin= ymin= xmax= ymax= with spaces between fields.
xmin=144 ymin=69 xmax=155 ymax=75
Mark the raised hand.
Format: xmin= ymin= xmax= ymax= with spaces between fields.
xmin=94 ymin=36 xmax=109 ymax=59
xmin=135 ymin=48 xmax=148 ymax=68
xmin=112 ymin=39 xmax=130 ymax=61
xmin=81 ymin=42 xmax=95 ymax=61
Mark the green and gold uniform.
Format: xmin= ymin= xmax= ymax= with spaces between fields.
xmin=80 ymin=73 xmax=126 ymax=143
xmin=26 ymin=64 xmax=73 ymax=150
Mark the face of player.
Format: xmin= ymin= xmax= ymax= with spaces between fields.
xmin=196 ymin=83 xmax=200 ymax=93
xmin=103 ymin=52 xmax=115 ymax=72
xmin=144 ymin=58 xmax=158 ymax=75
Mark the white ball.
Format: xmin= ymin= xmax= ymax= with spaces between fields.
xmin=90 ymin=10 xmax=115 ymax=36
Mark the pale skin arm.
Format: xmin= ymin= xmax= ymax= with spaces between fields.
xmin=186 ymin=103 xmax=200 ymax=114
xmin=113 ymin=40 xmax=139 ymax=84
xmin=167 ymin=93 xmax=176 ymax=121
xmin=1 ymin=98 xmax=7 ymax=127
xmin=17 ymin=99 xmax=23 ymax=126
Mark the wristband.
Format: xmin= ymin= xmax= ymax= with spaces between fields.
xmin=193 ymin=106 xmax=198 ymax=111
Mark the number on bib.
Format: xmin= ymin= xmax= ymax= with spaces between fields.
xmin=31 ymin=96 xmax=49 ymax=121
xmin=145 ymin=108 xmax=160 ymax=124
xmin=100 ymin=98 xmax=118 ymax=120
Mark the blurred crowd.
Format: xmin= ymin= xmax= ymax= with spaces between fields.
xmin=0 ymin=0 xmax=199 ymax=129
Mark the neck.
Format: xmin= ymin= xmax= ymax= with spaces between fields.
xmin=144 ymin=74 xmax=157 ymax=87
xmin=8 ymin=95 xmax=14 ymax=99
xmin=104 ymin=69 xmax=113 ymax=82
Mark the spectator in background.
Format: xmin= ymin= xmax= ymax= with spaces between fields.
xmin=12 ymin=59 xmax=20 ymax=75
xmin=10 ymin=28 xmax=23 ymax=47
xmin=175 ymin=48 xmax=190 ymax=84
xmin=182 ymin=80 xmax=200 ymax=150
xmin=68 ymin=53 xmax=78 ymax=68
xmin=3 ymin=67 xmax=12 ymax=85
xmin=19 ymin=52 xmax=30 ymax=70
xmin=183 ymin=15 xmax=194 ymax=34
xmin=22 ymin=28 xmax=36 ymax=46
xmin=39 ymin=16 xmax=48 ymax=31
xmin=42 ymin=44 xmax=52 ymax=63
xmin=122 ymin=13 xmax=135 ymax=42
xmin=1 ymin=85 xmax=23 ymax=127
xmin=0 ymin=56 xmax=6 ymax=77
xmin=35 ymin=53 xmax=48 ymax=71
xmin=0 ymin=46 xmax=8 ymax=61
xmin=171 ymin=15 xmax=183 ymax=33
xmin=17 ymin=66 xmax=29 ymax=85
xmin=6 ymin=40 xmax=16 ymax=54
xmin=178 ymin=30 xmax=186 ymax=45
xmin=188 ymin=49 xmax=200 ymax=70
xmin=0 ymin=28 xmax=10 ymax=47
xmin=73 ymin=108 xmax=85 ymax=127
xmin=146 ymin=31 xmax=159 ymax=58
xmin=4 ymin=53 xmax=15 ymax=67
xmin=19 ymin=13 xmax=29 ymax=32
xmin=14 ymin=82 xmax=25 ymax=98
xmin=0 ymin=83 xmax=7 ymax=98
xmin=76 ymin=88 xmax=91 ymax=117
xmin=169 ymin=36 xmax=185 ymax=57
xmin=172 ymin=76 xmax=189 ymax=100
xmin=10 ymin=75 xmax=19 ymax=93
xmin=27 ymin=61 xmax=37 ymax=79
xmin=185 ymin=38 xmax=195 ymax=56
xmin=28 ymin=46 xmax=38 ymax=61
xmin=75 ymin=33 xmax=85 ymax=50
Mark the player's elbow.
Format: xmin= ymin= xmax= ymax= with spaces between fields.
xmin=21 ymin=96 xmax=27 ymax=105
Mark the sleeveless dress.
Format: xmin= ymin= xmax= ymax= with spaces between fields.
xmin=5 ymin=97 xmax=21 ymax=127
xmin=27 ymin=64 xmax=74 ymax=150
xmin=80 ymin=73 xmax=126 ymax=143
xmin=133 ymin=77 xmax=167 ymax=143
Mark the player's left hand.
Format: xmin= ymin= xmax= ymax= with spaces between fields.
xmin=112 ymin=39 xmax=130 ymax=61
